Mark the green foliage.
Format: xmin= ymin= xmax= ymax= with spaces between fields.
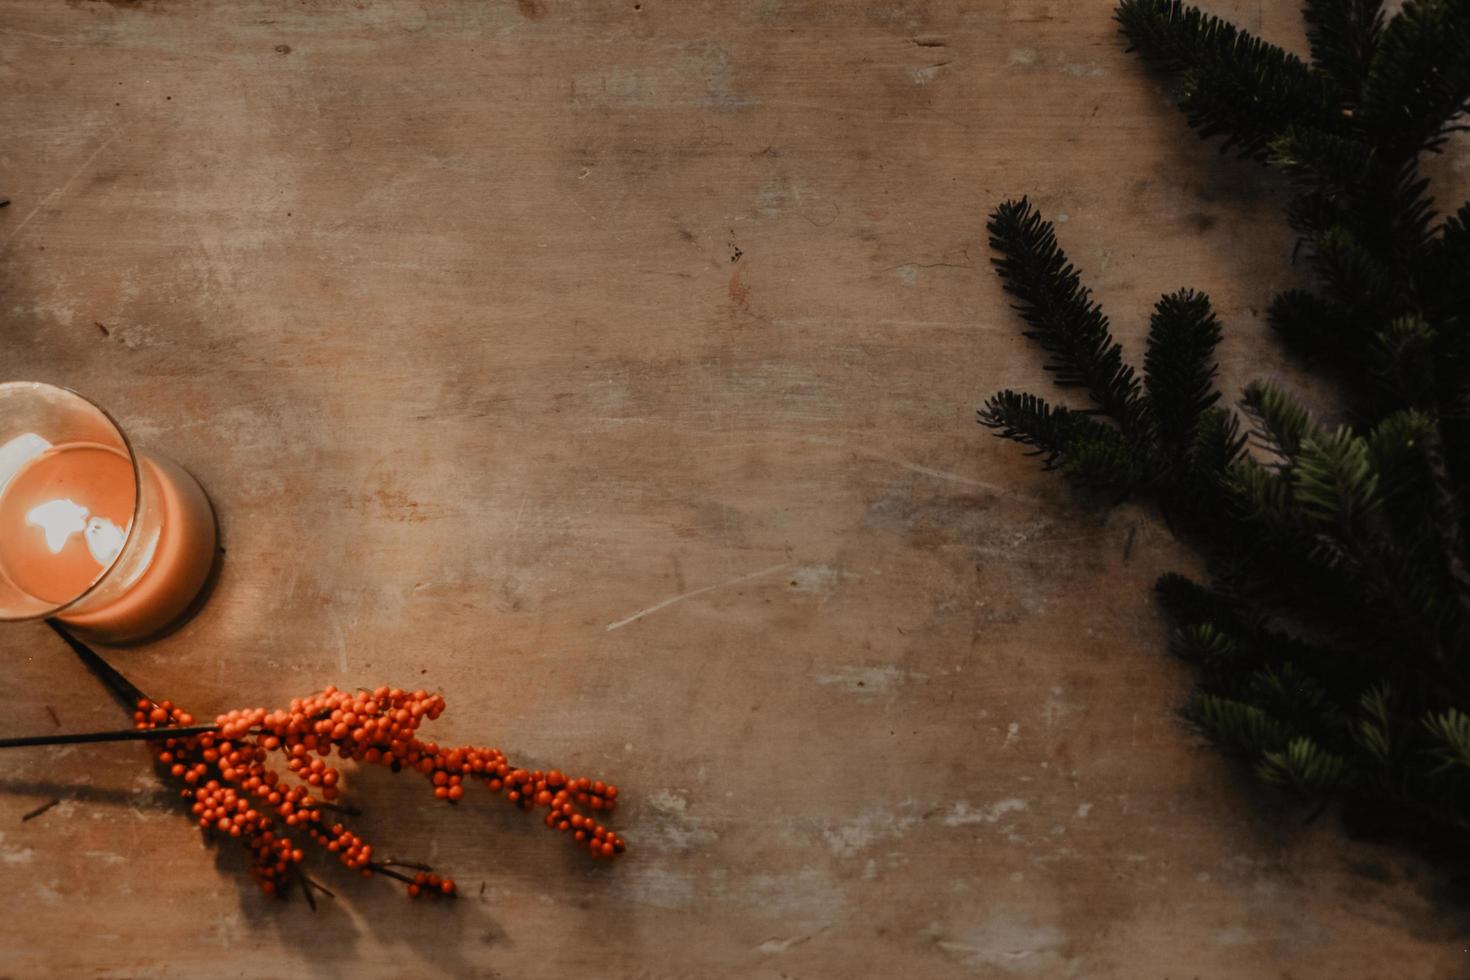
xmin=979 ymin=199 xmax=1232 ymax=506
xmin=1258 ymin=736 xmax=1347 ymax=793
xmin=1303 ymin=0 xmax=1384 ymax=96
xmin=980 ymin=0 xmax=1470 ymax=848
xmin=1145 ymin=290 xmax=1223 ymax=463
xmin=978 ymin=390 xmax=1148 ymax=488
xmin=1266 ymin=288 xmax=1355 ymax=361
xmin=984 ymin=200 xmax=1148 ymax=436
xmin=1360 ymin=0 xmax=1470 ymax=156
xmin=1117 ymin=0 xmax=1340 ymax=157
xmin=1268 ymin=125 xmax=1375 ymax=192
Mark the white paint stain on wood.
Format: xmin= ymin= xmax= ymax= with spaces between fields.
xmin=943 ymin=798 xmax=1029 ymax=827
xmin=605 ymin=562 xmax=790 ymax=631
xmin=813 ymin=664 xmax=924 ymax=695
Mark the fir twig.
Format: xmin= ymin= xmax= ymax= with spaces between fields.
xmin=986 ymin=198 xmax=1149 ymax=436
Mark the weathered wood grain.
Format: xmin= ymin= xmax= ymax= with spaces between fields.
xmin=0 ymin=1 xmax=1466 ymax=977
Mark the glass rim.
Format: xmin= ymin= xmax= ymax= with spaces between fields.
xmin=0 ymin=380 xmax=144 ymax=622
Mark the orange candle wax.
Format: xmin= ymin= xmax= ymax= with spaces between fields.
xmin=0 ymin=437 xmax=216 ymax=640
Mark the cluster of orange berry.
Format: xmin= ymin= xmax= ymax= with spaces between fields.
xmin=135 ymin=685 xmax=626 ymax=900
xmin=407 ymin=870 xmax=454 ymax=898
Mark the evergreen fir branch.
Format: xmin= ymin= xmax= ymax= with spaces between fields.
xmin=1267 ymin=125 xmax=1375 ymax=191
xmin=1366 ymin=408 xmax=1438 ymax=508
xmin=1360 ymin=0 xmax=1470 ymax=156
xmin=978 ymin=390 xmax=1080 ymax=467
xmin=1241 ymin=380 xmax=1313 ymax=460
xmin=1441 ymin=201 xmax=1470 ymax=253
xmin=1303 ymin=0 xmax=1385 ymax=97
xmin=1292 ymin=427 xmax=1383 ymax=531
xmin=1382 ymin=162 xmax=1438 ymax=259
xmin=1156 ymin=571 xmax=1237 ymax=626
xmin=1410 ymin=422 xmax=1470 ymax=638
xmin=1117 ymin=0 xmax=1342 ymax=157
xmin=1144 ymin=289 xmax=1223 ymax=458
xmin=1284 ymin=188 xmax=1354 ymax=242
xmin=1062 ymin=428 xmax=1154 ymax=490
xmin=1257 ymin=735 xmax=1347 ymax=792
xmin=1308 ymin=225 xmax=1396 ymax=314
xmin=1425 ymin=707 xmax=1470 ymax=772
xmin=1266 ymin=288 xmax=1355 ymax=360
xmin=1172 ymin=622 xmax=1250 ymax=676
xmin=1353 ymin=683 xmax=1398 ymax=768
xmin=986 ymin=200 xmax=1149 ymax=434
xmin=1248 ymin=662 xmax=1345 ymax=738
xmin=1291 ymin=167 xmax=1435 ymax=300
xmin=1421 ymin=202 xmax=1470 ymax=324
xmin=1116 ymin=0 xmax=1263 ymax=70
xmin=1186 ymin=406 xmax=1249 ymax=482
xmin=1369 ymin=318 xmax=1438 ymax=408
xmin=1156 ymin=573 xmax=1368 ymax=698
xmin=979 ymin=1 xmax=1470 ymax=851
xmin=1188 ymin=692 xmax=1292 ymax=753
xmin=1179 ymin=60 xmax=1340 ymax=158
xmin=1361 ymin=412 xmax=1470 ymax=648
xmin=1163 ymin=407 xmax=1249 ymax=527
xmin=979 ymin=390 xmax=1149 ymax=489
xmin=1228 ymin=457 xmax=1298 ymax=533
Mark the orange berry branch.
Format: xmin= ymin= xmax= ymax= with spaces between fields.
xmin=135 ymin=685 xmax=627 ymax=899
xmin=22 ymin=625 xmax=627 ymax=903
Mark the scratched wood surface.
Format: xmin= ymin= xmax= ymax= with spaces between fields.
xmin=0 ymin=1 xmax=1466 ymax=977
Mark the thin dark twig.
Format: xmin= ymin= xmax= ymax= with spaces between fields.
xmin=303 ymin=876 xmax=336 ymax=899
xmin=299 ymin=872 xmax=318 ymax=911
xmin=304 ymin=801 xmax=362 ymax=817
xmin=0 ymin=725 xmax=221 ymax=750
xmin=21 ymin=799 xmax=60 ymax=822
xmin=380 ymin=859 xmax=432 ymax=872
xmin=45 ymin=621 xmax=152 ymax=711
xmin=366 ymin=862 xmax=418 ymax=885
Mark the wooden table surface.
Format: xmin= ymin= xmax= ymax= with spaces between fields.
xmin=1 ymin=1 xmax=1466 ymax=977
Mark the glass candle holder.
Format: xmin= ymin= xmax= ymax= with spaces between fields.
xmin=0 ymin=382 xmax=217 ymax=642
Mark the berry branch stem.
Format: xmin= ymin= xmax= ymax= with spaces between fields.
xmin=37 ymin=626 xmax=628 ymax=901
xmin=140 ymin=684 xmax=626 ymax=899
xmin=0 ymin=724 xmax=222 ymax=749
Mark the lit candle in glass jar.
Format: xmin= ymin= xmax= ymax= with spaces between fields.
xmin=0 ymin=382 xmax=218 ymax=642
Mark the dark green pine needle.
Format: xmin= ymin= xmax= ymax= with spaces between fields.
xmin=979 ymin=0 xmax=1470 ymax=850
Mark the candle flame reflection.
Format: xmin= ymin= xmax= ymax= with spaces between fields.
xmin=27 ymin=499 xmax=88 ymax=553
xmin=0 ymin=433 xmax=51 ymax=495
xmin=25 ymin=499 xmax=125 ymax=567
